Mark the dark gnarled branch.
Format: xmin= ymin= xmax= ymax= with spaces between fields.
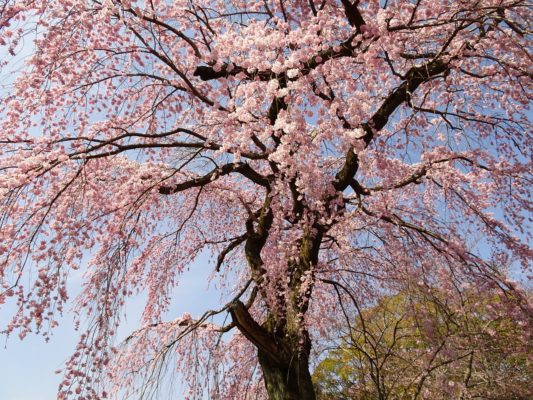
xmin=159 ymin=162 xmax=270 ymax=195
xmin=229 ymin=300 xmax=281 ymax=363
xmin=333 ymin=59 xmax=449 ymax=192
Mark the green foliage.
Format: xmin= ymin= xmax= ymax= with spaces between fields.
xmin=313 ymin=289 xmax=532 ymax=400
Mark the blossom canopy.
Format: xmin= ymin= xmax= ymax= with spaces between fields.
xmin=0 ymin=0 xmax=531 ymax=399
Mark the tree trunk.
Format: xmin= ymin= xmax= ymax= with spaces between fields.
xmin=229 ymin=301 xmax=316 ymax=399
xmin=258 ymin=347 xmax=316 ymax=400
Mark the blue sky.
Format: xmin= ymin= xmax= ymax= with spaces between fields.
xmin=0 ymin=252 xmax=223 ymax=400
xmin=0 ymin=310 xmax=78 ymax=400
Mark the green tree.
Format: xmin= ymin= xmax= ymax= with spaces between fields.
xmin=313 ymin=289 xmax=532 ymax=400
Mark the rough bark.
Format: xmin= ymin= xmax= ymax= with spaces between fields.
xmin=230 ymin=301 xmax=316 ymax=400
xmin=232 ymin=190 xmax=321 ymax=399
xmin=258 ymin=346 xmax=316 ymax=400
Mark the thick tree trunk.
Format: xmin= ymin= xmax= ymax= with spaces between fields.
xmin=234 ymin=194 xmax=321 ymax=398
xmin=258 ymin=347 xmax=316 ymax=400
xmin=230 ymin=301 xmax=316 ymax=399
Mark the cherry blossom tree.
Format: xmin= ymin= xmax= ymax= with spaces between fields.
xmin=0 ymin=1 xmax=531 ymax=399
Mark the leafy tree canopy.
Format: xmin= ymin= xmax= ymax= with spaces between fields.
xmin=314 ymin=288 xmax=533 ymax=400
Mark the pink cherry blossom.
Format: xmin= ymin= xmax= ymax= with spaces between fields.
xmin=0 ymin=1 xmax=531 ymax=399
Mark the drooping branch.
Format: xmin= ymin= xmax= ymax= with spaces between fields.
xmin=125 ymin=279 xmax=256 ymax=345
xmin=363 ymin=156 xmax=489 ymax=193
xmin=215 ymin=234 xmax=248 ymax=272
xmin=360 ymin=205 xmax=448 ymax=244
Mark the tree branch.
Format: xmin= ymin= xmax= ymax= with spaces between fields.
xmin=333 ymin=59 xmax=449 ymax=192
xmin=159 ymin=162 xmax=270 ymax=195
xmin=215 ymin=234 xmax=248 ymax=272
xmin=340 ymin=0 xmax=365 ymax=33
xmin=229 ymin=300 xmax=281 ymax=363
